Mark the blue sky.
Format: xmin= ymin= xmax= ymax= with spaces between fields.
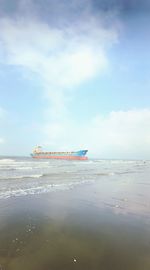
xmin=0 ymin=0 xmax=150 ymax=159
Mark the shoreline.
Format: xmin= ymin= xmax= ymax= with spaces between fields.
xmin=0 ymin=181 xmax=150 ymax=269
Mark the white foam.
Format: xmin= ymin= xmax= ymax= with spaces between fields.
xmin=0 ymin=159 xmax=16 ymax=163
xmin=0 ymin=174 xmax=43 ymax=180
xmin=0 ymin=179 xmax=93 ymax=199
xmin=17 ymin=167 xmax=33 ymax=170
xmin=73 ymin=160 xmax=94 ymax=165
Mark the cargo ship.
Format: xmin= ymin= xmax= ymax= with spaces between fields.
xmin=31 ymin=146 xmax=88 ymax=160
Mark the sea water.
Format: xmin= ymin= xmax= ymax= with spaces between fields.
xmin=0 ymin=157 xmax=149 ymax=211
xmin=0 ymin=157 xmax=150 ymax=216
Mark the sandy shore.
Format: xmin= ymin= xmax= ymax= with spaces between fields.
xmin=0 ymin=181 xmax=150 ymax=270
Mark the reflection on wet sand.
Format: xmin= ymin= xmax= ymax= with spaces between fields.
xmin=0 ymin=186 xmax=150 ymax=270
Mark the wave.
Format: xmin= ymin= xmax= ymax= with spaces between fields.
xmin=16 ymin=167 xmax=33 ymax=170
xmin=0 ymin=167 xmax=16 ymax=171
xmin=94 ymin=159 xmax=149 ymax=165
xmin=0 ymin=174 xmax=43 ymax=180
xmin=94 ymin=172 xmax=113 ymax=176
xmin=0 ymin=179 xmax=93 ymax=199
xmin=0 ymin=159 xmax=16 ymax=163
xmin=73 ymin=160 xmax=94 ymax=165
xmin=0 ymin=165 xmax=33 ymax=170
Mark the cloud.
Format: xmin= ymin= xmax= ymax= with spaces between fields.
xmin=41 ymin=109 xmax=150 ymax=159
xmin=0 ymin=5 xmax=121 ymax=155
xmin=0 ymin=138 xmax=4 ymax=144
xmin=85 ymin=109 xmax=150 ymax=158
xmin=0 ymin=15 xmax=118 ymax=116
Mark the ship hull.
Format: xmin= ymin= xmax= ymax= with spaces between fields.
xmin=31 ymin=149 xmax=88 ymax=160
xmin=32 ymin=155 xmax=88 ymax=160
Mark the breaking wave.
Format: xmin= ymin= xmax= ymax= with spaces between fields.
xmin=0 ymin=174 xmax=43 ymax=180
xmin=0 ymin=179 xmax=92 ymax=199
xmin=0 ymin=156 xmax=149 ymax=200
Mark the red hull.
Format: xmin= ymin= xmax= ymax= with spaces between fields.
xmin=32 ymin=155 xmax=88 ymax=160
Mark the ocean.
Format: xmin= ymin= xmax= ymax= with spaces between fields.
xmin=0 ymin=157 xmax=150 ymax=269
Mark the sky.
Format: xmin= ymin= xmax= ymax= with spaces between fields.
xmin=0 ymin=0 xmax=150 ymax=159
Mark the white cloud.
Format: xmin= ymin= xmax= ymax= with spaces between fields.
xmin=0 ymin=138 xmax=4 ymax=144
xmin=85 ymin=109 xmax=150 ymax=158
xmin=0 ymin=14 xmax=122 ymax=156
xmin=0 ymin=17 xmax=118 ymax=115
xmin=41 ymin=109 xmax=150 ymax=159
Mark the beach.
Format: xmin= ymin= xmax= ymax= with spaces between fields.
xmin=0 ymin=158 xmax=150 ymax=269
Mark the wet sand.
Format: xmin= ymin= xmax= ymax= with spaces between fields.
xmin=0 ymin=181 xmax=150 ymax=270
